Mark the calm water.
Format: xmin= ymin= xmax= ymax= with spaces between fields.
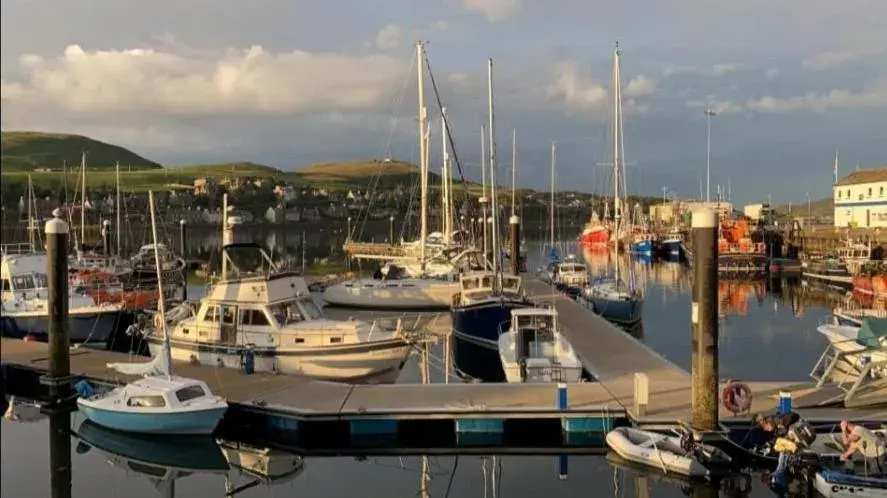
xmin=2 ymin=225 xmax=853 ymax=497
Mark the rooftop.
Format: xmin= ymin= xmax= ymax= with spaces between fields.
xmin=835 ymin=167 xmax=887 ymax=186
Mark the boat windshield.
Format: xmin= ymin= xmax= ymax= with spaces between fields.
xmin=11 ymin=272 xmax=47 ymax=291
xmin=559 ymin=264 xmax=586 ymax=273
xmin=515 ymin=313 xmax=556 ymax=334
xmin=296 ymin=297 xmax=323 ymax=320
xmin=270 ymin=298 xmax=322 ymax=325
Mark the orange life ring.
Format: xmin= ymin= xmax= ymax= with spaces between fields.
xmin=721 ymin=380 xmax=753 ymax=414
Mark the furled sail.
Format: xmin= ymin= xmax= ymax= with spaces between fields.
xmin=107 ymin=351 xmax=169 ymax=377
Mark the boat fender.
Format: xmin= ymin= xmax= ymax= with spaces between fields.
xmin=721 ymin=380 xmax=753 ymax=414
xmin=73 ymin=380 xmax=95 ymax=399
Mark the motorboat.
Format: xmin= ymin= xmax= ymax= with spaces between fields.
xmin=321 ymin=262 xmax=461 ymax=310
xmin=144 ymin=243 xmax=414 ymax=382
xmin=605 ymin=427 xmax=731 ymax=478
xmin=450 ymin=272 xmax=531 ymax=381
xmin=0 ymin=251 xmax=134 ymax=344
xmin=497 ymin=307 xmax=582 ymax=383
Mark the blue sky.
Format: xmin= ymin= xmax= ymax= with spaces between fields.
xmin=1 ymin=0 xmax=885 ymax=204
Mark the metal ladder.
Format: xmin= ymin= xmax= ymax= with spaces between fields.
xmin=810 ymin=341 xmax=887 ymax=404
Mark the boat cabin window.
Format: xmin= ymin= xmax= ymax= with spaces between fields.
xmin=175 ymin=385 xmax=207 ymax=403
xmin=202 ymin=305 xmax=221 ymax=323
xmin=296 ymin=298 xmax=323 ymax=320
xmin=269 ymin=301 xmax=305 ymax=325
xmin=516 ymin=314 xmax=555 ymax=334
xmin=502 ymin=276 xmax=521 ymax=292
xmin=461 ymin=277 xmax=479 ymax=290
xmin=126 ymin=395 xmax=166 ymax=407
xmin=1 ymin=279 xmax=9 ymax=291
xmin=481 ymin=276 xmax=494 ymax=288
xmin=240 ymin=309 xmax=270 ymax=326
xmin=11 ymin=273 xmax=47 ymax=291
xmin=221 ymin=306 xmax=236 ymax=325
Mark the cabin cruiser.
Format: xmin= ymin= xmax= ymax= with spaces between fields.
xmin=550 ymin=257 xmax=588 ymax=298
xmin=497 ymin=307 xmax=582 ymax=383
xmin=117 ymin=243 xmax=187 ymax=287
xmin=450 ymin=272 xmax=531 ymax=381
xmin=142 ymin=243 xmax=413 ymax=382
xmin=0 ymin=252 xmax=133 ymax=344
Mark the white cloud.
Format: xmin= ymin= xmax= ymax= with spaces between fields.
xmin=0 ymin=44 xmax=408 ymax=118
xmin=374 ymin=24 xmax=403 ymax=50
xmin=764 ymin=68 xmax=780 ymax=80
xmin=625 ymin=75 xmax=657 ymax=97
xmin=546 ymin=61 xmax=607 ymax=111
xmin=746 ymin=77 xmax=887 ymax=112
xmin=801 ymin=49 xmax=881 ymax=70
xmin=662 ymin=63 xmax=751 ymax=77
xmin=461 ymin=0 xmax=522 ymax=22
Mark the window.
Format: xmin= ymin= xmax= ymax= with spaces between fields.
xmin=1 ymin=279 xmax=9 ymax=291
xmin=175 ymin=385 xmax=207 ymax=402
xmin=12 ymin=275 xmax=35 ymax=290
xmin=240 ymin=309 xmax=270 ymax=326
xmin=838 ymin=191 xmax=843 ymax=199
xmin=296 ymin=298 xmax=322 ymax=320
xmin=269 ymin=301 xmax=304 ymax=325
xmin=202 ymin=306 xmax=220 ymax=322
xmin=881 ymin=187 xmax=884 ymax=197
xmin=221 ymin=306 xmax=236 ymax=324
xmin=126 ymin=395 xmax=166 ymax=407
xmin=869 ymin=188 xmax=872 ymax=197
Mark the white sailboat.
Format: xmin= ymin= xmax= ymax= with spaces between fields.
xmin=581 ymin=43 xmax=643 ymax=326
xmin=77 ymin=191 xmax=228 ymax=435
xmin=497 ymin=307 xmax=582 ymax=383
xmin=322 ymin=42 xmax=461 ymax=310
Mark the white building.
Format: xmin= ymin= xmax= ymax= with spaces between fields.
xmin=833 ymin=167 xmax=887 ymax=228
xmin=743 ymin=203 xmax=772 ymax=221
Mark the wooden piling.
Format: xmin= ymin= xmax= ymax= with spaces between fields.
xmin=509 ymin=215 xmax=521 ymax=276
xmin=48 ymin=410 xmax=72 ymax=498
xmin=690 ymin=209 xmax=719 ymax=431
xmin=44 ymin=213 xmax=71 ymax=406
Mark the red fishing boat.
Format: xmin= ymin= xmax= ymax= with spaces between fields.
xmin=579 ymin=212 xmax=610 ymax=248
xmin=71 ymin=269 xmax=158 ymax=310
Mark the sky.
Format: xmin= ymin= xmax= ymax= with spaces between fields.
xmin=1 ymin=0 xmax=886 ymax=205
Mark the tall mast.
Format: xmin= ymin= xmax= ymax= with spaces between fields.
xmin=115 ymin=162 xmax=122 ymax=256
xmin=612 ymin=43 xmax=622 ymax=284
xmin=27 ymin=174 xmax=34 ymax=251
xmin=487 ymin=58 xmax=499 ymax=276
xmin=417 ymin=42 xmax=428 ymax=268
xmin=833 ymin=147 xmax=840 ymax=184
xmin=147 ymin=190 xmax=172 ymax=379
xmin=511 ymin=128 xmax=517 ymax=216
xmin=80 ymin=152 xmax=87 ymax=248
xmin=550 ymin=142 xmax=556 ymax=251
xmin=441 ymin=107 xmax=452 ymax=244
xmin=222 ymin=193 xmax=229 ymax=279
xmin=480 ymin=125 xmax=488 ymax=260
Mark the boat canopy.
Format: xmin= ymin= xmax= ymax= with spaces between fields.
xmin=857 ymin=318 xmax=887 ymax=348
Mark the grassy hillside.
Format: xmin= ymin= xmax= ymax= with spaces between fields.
xmin=296 ymin=159 xmax=487 ymax=192
xmin=775 ymin=197 xmax=833 ymax=217
xmin=1 ymin=131 xmax=162 ymax=171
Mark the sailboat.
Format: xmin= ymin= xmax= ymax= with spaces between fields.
xmin=580 ymin=43 xmax=644 ymax=327
xmin=322 ymin=42 xmax=462 ymax=310
xmin=450 ymin=57 xmax=533 ymax=382
xmin=77 ymin=191 xmax=228 ymax=435
xmin=539 ymin=142 xmax=562 ymax=283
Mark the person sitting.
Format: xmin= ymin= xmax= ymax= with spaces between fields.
xmin=755 ymin=412 xmax=812 ymax=486
xmin=840 ymin=421 xmax=885 ymax=469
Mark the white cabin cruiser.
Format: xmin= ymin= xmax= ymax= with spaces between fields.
xmin=143 ymin=243 xmax=413 ymax=382
xmin=1 ymin=252 xmax=129 ymax=344
xmin=552 ymin=257 xmax=589 ymax=288
xmin=497 ymin=307 xmax=582 ymax=383
xmin=321 ymin=262 xmax=463 ymax=310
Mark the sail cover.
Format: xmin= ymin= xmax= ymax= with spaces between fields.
xmin=107 ymin=352 xmax=170 ymax=377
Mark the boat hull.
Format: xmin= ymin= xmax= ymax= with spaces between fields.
xmin=814 ymin=470 xmax=887 ymax=498
xmin=583 ymin=296 xmax=643 ymax=326
xmin=321 ymin=281 xmax=457 ymax=310
xmin=630 ymin=240 xmax=653 ymax=256
xmin=0 ymin=308 xmax=134 ymax=345
xmin=146 ymin=337 xmax=412 ymax=383
xmin=605 ymin=427 xmax=724 ymax=477
xmin=660 ymin=240 xmax=683 ymax=260
xmin=579 ymin=228 xmax=610 ymax=247
xmin=76 ymin=400 xmax=227 ymax=435
xmin=451 ymin=298 xmax=532 ymax=382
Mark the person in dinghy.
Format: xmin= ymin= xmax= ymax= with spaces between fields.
xmin=754 ymin=412 xmax=816 ymax=486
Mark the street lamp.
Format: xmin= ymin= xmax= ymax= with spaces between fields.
xmin=346 ymin=216 xmax=352 ymax=241
xmin=389 ymin=216 xmax=395 ymax=243
xmin=704 ymin=108 xmax=717 ymax=203
xmin=806 ymin=192 xmax=811 ymax=219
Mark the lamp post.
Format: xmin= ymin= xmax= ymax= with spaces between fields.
xmin=704 ymin=108 xmax=717 ymax=203
xmin=389 ymin=216 xmax=395 ymax=243
xmin=806 ymin=192 xmax=811 ymax=219
xmin=346 ymin=216 xmax=352 ymax=241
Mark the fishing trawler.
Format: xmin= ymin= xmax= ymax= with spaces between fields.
xmin=579 ymin=212 xmax=610 ymax=248
xmin=684 ymin=218 xmax=768 ymax=273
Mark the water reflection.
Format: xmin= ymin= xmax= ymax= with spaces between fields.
xmin=50 ymin=409 xmax=73 ymax=498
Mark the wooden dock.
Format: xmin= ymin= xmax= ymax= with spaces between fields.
xmin=521 ymin=276 xmax=887 ymax=426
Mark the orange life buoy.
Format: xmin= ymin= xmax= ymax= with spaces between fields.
xmin=721 ymin=380 xmax=753 ymax=414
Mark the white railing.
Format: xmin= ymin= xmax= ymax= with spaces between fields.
xmin=0 ymin=243 xmax=34 ymax=255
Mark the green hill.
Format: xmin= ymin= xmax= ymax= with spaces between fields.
xmin=1 ymin=131 xmax=162 ymax=171
xmin=775 ymin=197 xmax=833 ymax=217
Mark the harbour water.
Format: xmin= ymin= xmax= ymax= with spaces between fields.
xmin=1 ymin=225 xmax=855 ymax=497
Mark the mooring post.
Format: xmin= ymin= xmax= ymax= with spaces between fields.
xmin=633 ymin=372 xmax=649 ymax=420
xmin=509 ymin=215 xmax=521 ymax=275
xmin=690 ymin=209 xmax=719 ymax=431
xmin=179 ymin=220 xmax=188 ymax=301
xmin=101 ymin=220 xmax=111 ymax=257
xmin=45 ymin=213 xmax=72 ymax=406
xmin=557 ymin=454 xmax=568 ymax=480
xmin=48 ymin=410 xmax=73 ymax=498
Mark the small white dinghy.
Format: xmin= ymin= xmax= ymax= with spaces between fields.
xmin=605 ymin=427 xmax=731 ymax=478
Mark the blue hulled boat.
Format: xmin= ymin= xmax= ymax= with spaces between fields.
xmin=629 ymin=238 xmax=654 ymax=257
xmin=659 ymin=232 xmax=684 ymax=260
xmin=581 ymin=276 xmax=643 ymax=326
xmin=451 ymin=273 xmax=532 ymax=382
